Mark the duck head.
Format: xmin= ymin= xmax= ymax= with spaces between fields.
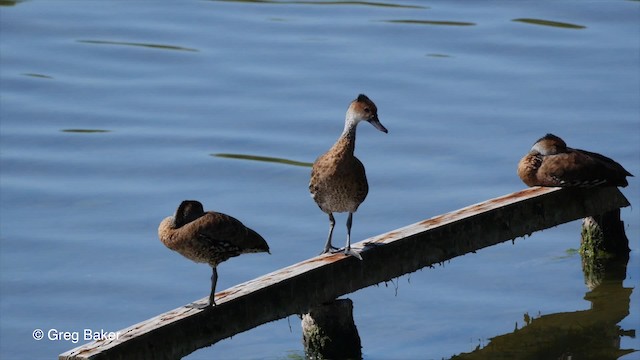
xmin=173 ymin=200 xmax=206 ymax=228
xmin=530 ymin=133 xmax=567 ymax=156
xmin=345 ymin=94 xmax=388 ymax=134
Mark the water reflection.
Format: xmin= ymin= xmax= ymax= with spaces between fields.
xmin=512 ymin=18 xmax=586 ymax=29
xmin=214 ymin=0 xmax=426 ymax=9
xmin=22 ymin=73 xmax=53 ymax=79
xmin=61 ymin=129 xmax=111 ymax=133
xmin=0 ymin=0 xmax=21 ymax=6
xmin=213 ymin=153 xmax=313 ymax=167
xmin=297 ymin=243 xmax=636 ymax=359
xmin=384 ymin=19 xmax=475 ymax=26
xmin=77 ymin=40 xmax=198 ymax=52
xmin=450 ymin=253 xmax=634 ymax=359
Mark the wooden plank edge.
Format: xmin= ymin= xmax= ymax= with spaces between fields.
xmin=60 ymin=186 xmax=630 ymax=360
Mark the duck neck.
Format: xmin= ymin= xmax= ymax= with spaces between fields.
xmin=338 ymin=117 xmax=358 ymax=155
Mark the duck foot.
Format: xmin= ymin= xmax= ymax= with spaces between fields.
xmin=341 ymin=248 xmax=363 ymax=261
xmin=323 ymin=247 xmax=363 ymax=260
xmin=320 ymin=246 xmax=340 ymax=255
xmin=186 ymin=301 xmax=214 ymax=309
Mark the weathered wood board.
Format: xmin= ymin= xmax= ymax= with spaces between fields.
xmin=60 ymin=186 xmax=631 ymax=360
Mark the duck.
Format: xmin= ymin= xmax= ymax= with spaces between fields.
xmin=517 ymin=133 xmax=632 ymax=188
xmin=158 ymin=200 xmax=269 ymax=308
xmin=309 ymin=94 xmax=388 ymax=260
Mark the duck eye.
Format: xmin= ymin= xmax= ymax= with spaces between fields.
xmin=363 ymin=107 xmax=370 ymax=113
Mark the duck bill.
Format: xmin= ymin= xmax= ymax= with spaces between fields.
xmin=368 ymin=117 xmax=388 ymax=133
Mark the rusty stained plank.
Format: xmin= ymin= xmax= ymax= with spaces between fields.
xmin=60 ymin=186 xmax=630 ymax=360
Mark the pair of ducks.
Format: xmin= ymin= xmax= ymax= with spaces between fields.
xmin=158 ymin=94 xmax=632 ymax=308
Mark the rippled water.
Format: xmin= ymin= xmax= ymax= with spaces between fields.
xmin=1 ymin=1 xmax=639 ymax=359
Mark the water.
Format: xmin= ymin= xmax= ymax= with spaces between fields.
xmin=1 ymin=1 xmax=638 ymax=359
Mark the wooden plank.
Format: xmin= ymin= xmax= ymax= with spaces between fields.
xmin=59 ymin=186 xmax=631 ymax=360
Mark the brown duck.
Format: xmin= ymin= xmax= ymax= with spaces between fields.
xmin=158 ymin=200 xmax=269 ymax=307
xmin=517 ymin=133 xmax=632 ymax=188
xmin=309 ymin=94 xmax=388 ymax=260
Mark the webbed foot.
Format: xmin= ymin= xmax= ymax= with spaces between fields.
xmin=321 ymin=245 xmax=340 ymax=255
xmin=186 ymin=299 xmax=215 ymax=309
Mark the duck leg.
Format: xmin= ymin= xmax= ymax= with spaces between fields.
xmin=344 ymin=212 xmax=363 ymax=260
xmin=322 ymin=213 xmax=339 ymax=254
xmin=185 ymin=266 xmax=218 ymax=309
xmin=208 ymin=266 xmax=218 ymax=307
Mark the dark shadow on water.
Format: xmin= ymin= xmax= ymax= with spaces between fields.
xmin=512 ymin=18 xmax=586 ymax=29
xmin=450 ymin=255 xmax=635 ymax=360
xmin=61 ymin=129 xmax=111 ymax=133
xmin=213 ymin=153 xmax=313 ymax=168
xmin=0 ymin=0 xmax=22 ymax=6
xmin=384 ymin=19 xmax=475 ymax=26
xmin=22 ymin=73 xmax=54 ymax=79
xmin=212 ymin=0 xmax=426 ymax=9
xmin=427 ymin=53 xmax=453 ymax=58
xmin=77 ymin=40 xmax=198 ymax=52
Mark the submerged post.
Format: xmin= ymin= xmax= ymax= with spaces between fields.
xmin=581 ymin=208 xmax=630 ymax=289
xmin=302 ymin=299 xmax=361 ymax=359
xmin=60 ymin=186 xmax=631 ymax=360
xmin=581 ymin=208 xmax=630 ymax=256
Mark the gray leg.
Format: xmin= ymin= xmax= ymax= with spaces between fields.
xmin=344 ymin=212 xmax=362 ymax=260
xmin=345 ymin=212 xmax=353 ymax=251
xmin=186 ymin=266 xmax=218 ymax=309
xmin=322 ymin=213 xmax=338 ymax=254
xmin=208 ymin=267 xmax=218 ymax=307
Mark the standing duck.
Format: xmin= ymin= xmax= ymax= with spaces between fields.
xmin=158 ymin=200 xmax=269 ymax=308
xmin=517 ymin=133 xmax=632 ymax=187
xmin=309 ymin=94 xmax=388 ymax=260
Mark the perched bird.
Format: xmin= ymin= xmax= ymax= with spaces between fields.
xmin=517 ymin=133 xmax=633 ymax=188
xmin=309 ymin=94 xmax=388 ymax=260
xmin=158 ymin=200 xmax=269 ymax=308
